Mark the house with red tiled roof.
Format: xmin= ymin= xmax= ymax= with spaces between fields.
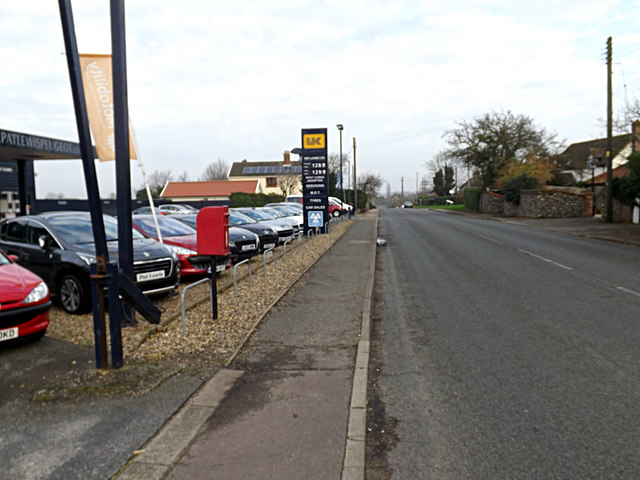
xmin=159 ymin=180 xmax=261 ymax=201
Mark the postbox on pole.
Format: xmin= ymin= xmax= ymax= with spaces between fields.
xmin=190 ymin=206 xmax=231 ymax=320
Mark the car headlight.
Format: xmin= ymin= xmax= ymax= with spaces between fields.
xmin=23 ymin=281 xmax=49 ymax=304
xmin=77 ymin=252 xmax=96 ymax=265
xmin=169 ymin=245 xmax=197 ymax=256
xmin=229 ymin=241 xmax=236 ymax=248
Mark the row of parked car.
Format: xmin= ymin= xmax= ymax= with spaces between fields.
xmin=0 ymin=202 xmax=309 ymax=343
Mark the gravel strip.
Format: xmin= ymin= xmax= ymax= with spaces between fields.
xmin=46 ymin=221 xmax=353 ymax=382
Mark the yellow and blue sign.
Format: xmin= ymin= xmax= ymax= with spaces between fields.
xmin=301 ymin=127 xmax=329 ymax=233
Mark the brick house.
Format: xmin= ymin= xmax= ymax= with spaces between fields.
xmin=228 ymin=151 xmax=302 ymax=196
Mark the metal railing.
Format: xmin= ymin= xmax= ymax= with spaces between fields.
xmin=233 ymin=259 xmax=252 ymax=297
xmin=180 ymin=277 xmax=213 ymax=336
xmin=263 ymin=246 xmax=276 ymax=275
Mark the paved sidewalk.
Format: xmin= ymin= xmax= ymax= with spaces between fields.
xmin=118 ymin=211 xmax=378 ymax=480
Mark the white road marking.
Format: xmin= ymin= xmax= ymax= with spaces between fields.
xmin=617 ymin=286 xmax=640 ymax=298
xmin=477 ymin=234 xmax=504 ymax=245
xmin=518 ymin=249 xmax=573 ymax=271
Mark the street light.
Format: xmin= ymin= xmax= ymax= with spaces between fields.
xmin=337 ymin=124 xmax=344 ymax=206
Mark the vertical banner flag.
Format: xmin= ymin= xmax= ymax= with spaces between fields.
xmin=79 ymin=54 xmax=137 ymax=162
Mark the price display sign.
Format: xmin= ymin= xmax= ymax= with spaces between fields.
xmin=301 ymin=128 xmax=329 ymax=233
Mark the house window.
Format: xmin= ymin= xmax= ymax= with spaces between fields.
xmin=266 ymin=176 xmax=277 ymax=187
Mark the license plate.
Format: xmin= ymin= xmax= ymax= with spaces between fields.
xmin=216 ymin=264 xmax=226 ymax=272
xmin=136 ymin=270 xmax=165 ymax=282
xmin=241 ymin=244 xmax=256 ymax=251
xmin=0 ymin=327 xmax=18 ymax=342
xmin=264 ymin=243 xmax=275 ymax=249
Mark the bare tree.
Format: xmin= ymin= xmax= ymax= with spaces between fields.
xmin=328 ymin=152 xmax=351 ymax=175
xmin=277 ymin=174 xmax=301 ymax=197
xmin=424 ymin=151 xmax=450 ymax=177
xmin=201 ymin=157 xmax=230 ymax=181
xmin=358 ymin=172 xmax=383 ymax=204
xmin=137 ymin=169 xmax=173 ymax=198
xmin=176 ymin=170 xmax=190 ymax=182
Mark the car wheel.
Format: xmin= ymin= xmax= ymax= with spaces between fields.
xmin=332 ymin=210 xmax=340 ymax=217
xmin=59 ymin=273 xmax=89 ymax=314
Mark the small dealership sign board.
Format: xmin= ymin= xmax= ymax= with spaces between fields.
xmin=301 ymin=128 xmax=329 ymax=233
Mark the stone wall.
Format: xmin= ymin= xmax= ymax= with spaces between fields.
xmin=479 ymin=188 xmax=593 ymax=218
xmin=479 ymin=192 xmax=504 ymax=214
xmin=519 ymin=189 xmax=591 ymax=218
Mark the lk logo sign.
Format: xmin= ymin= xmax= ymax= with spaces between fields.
xmin=303 ymin=133 xmax=325 ymax=149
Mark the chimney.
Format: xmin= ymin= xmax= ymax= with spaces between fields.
xmin=283 ymin=150 xmax=290 ymax=165
xmin=633 ymin=120 xmax=640 ymax=153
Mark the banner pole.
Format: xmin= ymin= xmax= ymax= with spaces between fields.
xmin=130 ymin=122 xmax=163 ymax=244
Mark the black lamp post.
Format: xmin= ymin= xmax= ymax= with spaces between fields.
xmin=588 ymin=153 xmax=598 ymax=216
xmin=337 ymin=124 xmax=344 ymax=206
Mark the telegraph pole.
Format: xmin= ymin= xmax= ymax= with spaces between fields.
xmin=352 ymin=137 xmax=357 ymax=216
xmin=606 ymin=36 xmax=613 ymax=223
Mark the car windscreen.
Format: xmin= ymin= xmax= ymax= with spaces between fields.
xmin=229 ymin=211 xmax=257 ymax=226
xmin=261 ymin=207 xmax=286 ymax=218
xmin=238 ymin=209 xmax=275 ymax=221
xmin=271 ymin=206 xmax=299 ymax=216
xmin=48 ymin=215 xmax=142 ymax=245
xmin=0 ymin=251 xmax=10 ymax=265
xmin=175 ymin=216 xmax=197 ymax=229
xmin=134 ymin=216 xmax=196 ymax=237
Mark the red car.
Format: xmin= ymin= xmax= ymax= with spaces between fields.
xmin=131 ymin=215 xmax=206 ymax=277
xmin=0 ymin=250 xmax=51 ymax=343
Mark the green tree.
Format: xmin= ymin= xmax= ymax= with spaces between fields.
xmin=613 ymin=151 xmax=640 ymax=206
xmin=503 ymin=173 xmax=539 ymax=205
xmin=442 ymin=110 xmax=562 ymax=189
xmin=433 ymin=169 xmax=444 ymax=196
xmin=433 ymin=165 xmax=455 ymax=196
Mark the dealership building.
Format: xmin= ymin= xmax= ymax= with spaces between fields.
xmin=0 ymin=129 xmax=82 ymax=217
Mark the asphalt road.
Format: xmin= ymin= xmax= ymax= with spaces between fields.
xmin=368 ymin=207 xmax=640 ymax=479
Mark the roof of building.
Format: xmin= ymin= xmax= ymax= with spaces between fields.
xmin=160 ymin=180 xmax=259 ymax=198
xmin=557 ymin=134 xmax=631 ymax=170
xmin=228 ymin=160 xmax=302 ymax=177
xmin=585 ymin=164 xmax=630 ymax=186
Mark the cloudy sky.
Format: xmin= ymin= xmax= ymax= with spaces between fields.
xmin=2 ymin=1 xmax=640 ymax=198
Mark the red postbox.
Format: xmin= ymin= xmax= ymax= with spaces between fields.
xmin=197 ymin=206 xmax=230 ymax=256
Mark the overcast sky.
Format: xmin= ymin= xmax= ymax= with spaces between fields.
xmin=2 ymin=1 xmax=640 ymax=198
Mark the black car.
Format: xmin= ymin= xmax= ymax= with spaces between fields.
xmin=233 ymin=208 xmax=295 ymax=244
xmin=172 ymin=214 xmax=260 ymax=264
xmin=228 ymin=211 xmax=279 ymax=252
xmin=0 ymin=212 xmax=180 ymax=314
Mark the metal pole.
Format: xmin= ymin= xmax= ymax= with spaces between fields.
xmin=111 ymin=0 xmax=135 ymax=336
xmin=58 ymin=0 xmax=110 ymax=368
xmin=339 ymin=127 xmax=344 ymax=206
